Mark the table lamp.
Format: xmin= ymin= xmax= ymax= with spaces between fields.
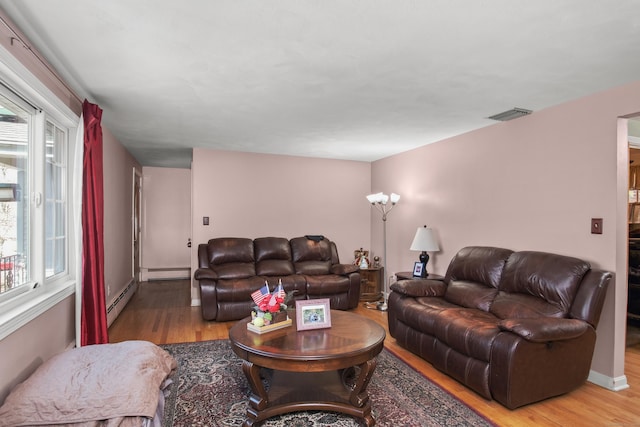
xmin=410 ymin=225 xmax=439 ymax=277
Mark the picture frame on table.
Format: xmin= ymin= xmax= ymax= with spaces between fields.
xmin=296 ymin=298 xmax=332 ymax=331
xmin=413 ymin=261 xmax=424 ymax=277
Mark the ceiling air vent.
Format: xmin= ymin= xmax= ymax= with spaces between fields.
xmin=487 ymin=108 xmax=532 ymax=121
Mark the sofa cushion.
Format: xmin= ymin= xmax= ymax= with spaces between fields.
xmin=490 ymin=291 xmax=567 ymax=319
xmin=305 ymin=274 xmax=350 ymax=295
xmin=444 ymin=280 xmax=499 ymax=312
xmin=207 ymin=238 xmax=254 ymax=265
xmin=254 ymin=237 xmax=295 ymax=276
xmin=212 ymin=263 xmax=256 ymax=280
xmin=263 ymin=275 xmax=307 ymax=298
xmin=432 ymin=308 xmax=501 ymax=362
xmin=444 ymin=246 xmax=513 ymax=288
xmin=215 ymin=276 xmax=267 ymax=302
xmin=391 ymin=279 xmax=446 ymax=297
xmin=291 ymin=236 xmax=333 ymax=275
xmin=492 ymin=251 xmax=590 ymax=319
xmin=206 ymin=238 xmax=256 ymax=279
xmin=391 ymin=296 xmax=460 ymax=336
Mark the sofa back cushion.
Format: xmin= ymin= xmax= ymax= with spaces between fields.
xmin=290 ymin=236 xmax=332 ymax=275
xmin=443 ymin=247 xmax=513 ymax=311
xmin=445 ymin=280 xmax=500 ymax=312
xmin=490 ymin=251 xmax=590 ymax=319
xmin=445 ymin=246 xmax=514 ymax=288
xmin=254 ymin=237 xmax=295 ymax=276
xmin=206 ymin=238 xmax=256 ymax=279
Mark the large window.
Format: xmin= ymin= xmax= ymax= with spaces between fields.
xmin=0 ymin=86 xmax=71 ymax=301
xmin=0 ymin=44 xmax=77 ymax=341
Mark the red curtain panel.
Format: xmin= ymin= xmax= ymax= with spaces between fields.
xmin=81 ymin=100 xmax=108 ymax=345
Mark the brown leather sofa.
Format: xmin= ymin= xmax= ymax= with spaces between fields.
xmin=387 ymin=246 xmax=612 ymax=409
xmin=194 ymin=236 xmax=361 ymax=321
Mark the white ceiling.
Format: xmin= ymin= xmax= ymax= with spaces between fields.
xmin=1 ymin=1 xmax=640 ymax=168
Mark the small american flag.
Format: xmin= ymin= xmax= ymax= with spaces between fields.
xmin=251 ymin=283 xmax=270 ymax=305
xmin=274 ymin=281 xmax=286 ymax=299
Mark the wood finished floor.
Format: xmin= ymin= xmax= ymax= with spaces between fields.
xmin=108 ymin=280 xmax=640 ymax=427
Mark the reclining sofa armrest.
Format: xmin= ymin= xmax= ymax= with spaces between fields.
xmin=498 ymin=317 xmax=589 ymax=343
xmin=197 ymin=243 xmax=211 ymax=268
xmin=570 ymin=269 xmax=613 ymax=328
xmin=331 ymin=263 xmax=359 ymax=275
xmin=193 ymin=267 xmax=220 ymax=321
xmin=194 ymin=268 xmax=218 ymax=281
xmin=390 ymin=279 xmax=446 ymax=297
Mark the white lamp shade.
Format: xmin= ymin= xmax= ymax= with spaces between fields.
xmin=366 ymin=192 xmax=383 ymax=203
xmin=410 ymin=226 xmax=440 ymax=252
xmin=366 ymin=192 xmax=400 ymax=205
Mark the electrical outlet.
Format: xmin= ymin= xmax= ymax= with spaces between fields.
xmin=591 ymin=218 xmax=603 ymax=234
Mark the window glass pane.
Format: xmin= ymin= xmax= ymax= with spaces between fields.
xmin=55 ymin=202 xmax=64 ymax=237
xmin=54 ymin=237 xmax=65 ymax=274
xmin=45 ymin=200 xmax=53 ymax=239
xmin=45 ymin=120 xmax=66 ymax=278
xmin=0 ymin=94 xmax=30 ymax=294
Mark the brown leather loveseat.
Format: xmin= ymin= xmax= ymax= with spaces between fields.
xmin=194 ymin=236 xmax=361 ymax=321
xmin=387 ymin=246 xmax=612 ymax=409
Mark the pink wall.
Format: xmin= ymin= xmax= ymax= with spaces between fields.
xmin=141 ymin=167 xmax=191 ymax=276
xmin=102 ymin=127 xmax=142 ymax=315
xmin=0 ymin=295 xmax=74 ymax=403
xmin=371 ymin=80 xmax=640 ymax=383
xmin=190 ymin=149 xmax=371 ymax=303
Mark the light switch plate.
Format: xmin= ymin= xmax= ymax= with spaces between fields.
xmin=591 ymin=218 xmax=602 ymax=234
xmin=203 ymin=216 xmax=209 ymax=226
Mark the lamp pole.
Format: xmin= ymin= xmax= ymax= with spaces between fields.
xmin=366 ymin=192 xmax=400 ymax=311
xmin=381 ymin=210 xmax=389 ymax=310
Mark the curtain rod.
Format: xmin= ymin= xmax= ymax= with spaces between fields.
xmin=0 ymin=15 xmax=83 ymax=106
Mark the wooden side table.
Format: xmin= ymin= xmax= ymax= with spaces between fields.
xmin=359 ymin=267 xmax=384 ymax=301
xmin=395 ymin=271 xmax=445 ymax=281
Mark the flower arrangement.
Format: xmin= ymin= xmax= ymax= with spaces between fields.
xmin=250 ymin=280 xmax=295 ymax=327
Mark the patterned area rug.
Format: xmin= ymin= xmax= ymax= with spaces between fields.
xmin=160 ymin=340 xmax=494 ymax=427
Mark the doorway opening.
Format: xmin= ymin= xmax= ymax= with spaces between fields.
xmin=626 ymin=118 xmax=640 ymax=347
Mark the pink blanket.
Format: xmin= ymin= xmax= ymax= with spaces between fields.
xmin=0 ymin=341 xmax=176 ymax=427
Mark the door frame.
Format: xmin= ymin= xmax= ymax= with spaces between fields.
xmin=132 ymin=168 xmax=142 ymax=282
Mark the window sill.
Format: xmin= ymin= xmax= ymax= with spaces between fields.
xmin=0 ymin=281 xmax=75 ymax=341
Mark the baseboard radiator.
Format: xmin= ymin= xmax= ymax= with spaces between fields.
xmin=106 ymin=279 xmax=137 ymax=326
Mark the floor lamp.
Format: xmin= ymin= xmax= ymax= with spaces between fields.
xmin=366 ymin=192 xmax=400 ymax=311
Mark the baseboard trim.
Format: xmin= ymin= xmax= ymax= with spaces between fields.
xmin=141 ymin=267 xmax=190 ymax=281
xmin=587 ymin=369 xmax=629 ymax=391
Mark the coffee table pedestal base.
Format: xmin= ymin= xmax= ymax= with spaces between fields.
xmin=241 ymin=360 xmax=377 ymax=427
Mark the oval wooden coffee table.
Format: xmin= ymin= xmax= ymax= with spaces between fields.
xmin=229 ymin=310 xmax=386 ymax=426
